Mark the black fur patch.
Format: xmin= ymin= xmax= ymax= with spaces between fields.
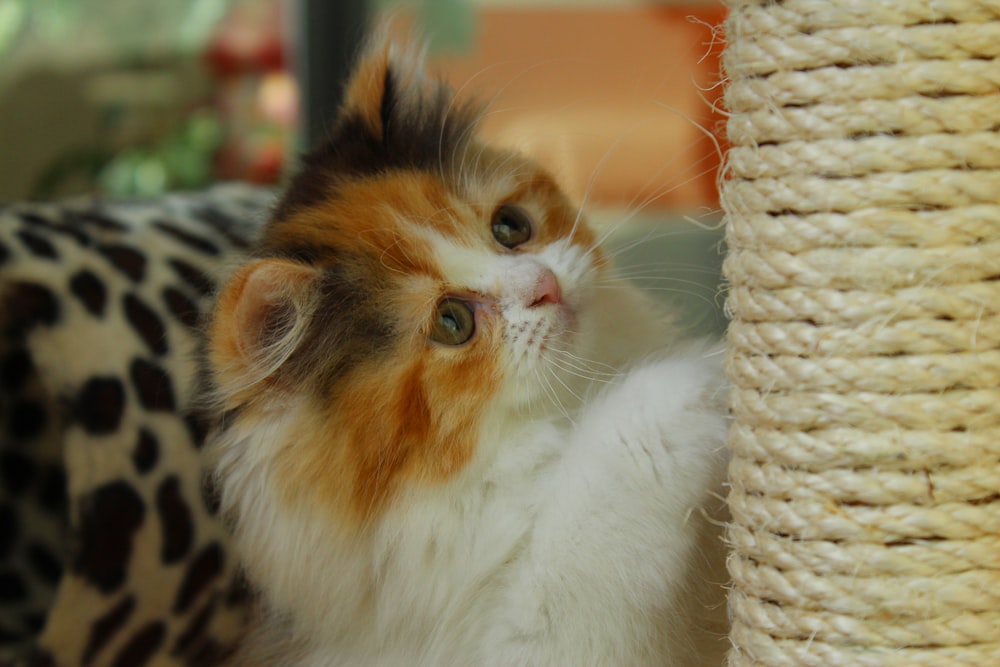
xmin=0 ymin=450 xmax=35 ymax=496
xmin=9 ymin=400 xmax=46 ymax=440
xmin=170 ymin=595 xmax=217 ymax=657
xmin=0 ymin=348 xmax=33 ymax=391
xmin=109 ymin=621 xmax=165 ymax=667
xmin=75 ymin=377 xmax=126 ymax=435
xmin=2 ymin=282 xmax=59 ymax=336
xmin=162 ymin=287 xmax=200 ymax=328
xmin=286 ymin=259 xmax=396 ymax=393
xmin=133 ymin=428 xmax=159 ymax=474
xmin=26 ymin=541 xmax=62 ymax=584
xmin=0 ymin=505 xmax=17 ymax=559
xmin=273 ymin=64 xmax=480 ymax=221
xmin=184 ymin=411 xmax=210 ymax=449
xmin=16 ymin=229 xmax=58 ymax=259
xmin=168 ymin=258 xmax=215 ymax=296
xmin=0 ymin=572 xmax=27 ymax=601
xmin=98 ymin=244 xmax=147 ymax=282
xmin=193 ymin=207 xmax=252 ymax=248
xmin=21 ymin=211 xmax=90 ymax=245
xmin=68 ymin=210 xmax=129 ymax=232
xmin=153 ymin=221 xmax=220 ymax=256
xmin=37 ymin=464 xmax=67 ymax=514
xmin=70 ymin=270 xmax=107 ymax=316
xmin=72 ymin=481 xmax=145 ymax=593
xmin=130 ymin=358 xmax=176 ymax=411
xmin=156 ymin=476 xmax=193 ymax=565
xmin=173 ymin=543 xmax=224 ymax=614
xmin=123 ymin=294 xmax=168 ymax=356
xmin=82 ymin=594 xmax=136 ymax=666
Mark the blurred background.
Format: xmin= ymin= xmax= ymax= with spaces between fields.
xmin=0 ymin=0 xmax=728 ymax=333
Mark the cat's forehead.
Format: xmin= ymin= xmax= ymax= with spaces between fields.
xmin=265 ymin=157 xmax=579 ymax=260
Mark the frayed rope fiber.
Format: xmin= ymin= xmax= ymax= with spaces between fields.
xmin=720 ymin=1 xmax=1000 ymax=665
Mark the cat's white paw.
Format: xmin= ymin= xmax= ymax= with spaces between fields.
xmin=571 ymin=348 xmax=728 ymax=484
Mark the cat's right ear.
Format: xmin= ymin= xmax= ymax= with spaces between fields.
xmin=209 ymin=259 xmax=319 ymax=399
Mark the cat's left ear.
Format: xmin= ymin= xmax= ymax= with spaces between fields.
xmin=208 ymin=259 xmax=320 ymax=399
xmin=337 ymin=31 xmax=436 ymax=142
xmin=328 ymin=27 xmax=481 ymax=171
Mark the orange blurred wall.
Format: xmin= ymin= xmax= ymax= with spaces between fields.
xmin=428 ymin=3 xmax=726 ymax=211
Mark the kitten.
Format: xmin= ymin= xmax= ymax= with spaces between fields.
xmin=206 ymin=32 xmax=730 ymax=667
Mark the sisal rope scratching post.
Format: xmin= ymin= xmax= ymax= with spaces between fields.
xmin=720 ymin=1 xmax=1000 ymax=665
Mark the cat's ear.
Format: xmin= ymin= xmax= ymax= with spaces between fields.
xmin=209 ymin=259 xmax=319 ymax=397
xmin=338 ymin=32 xmax=433 ymax=142
xmin=272 ymin=29 xmax=481 ymax=220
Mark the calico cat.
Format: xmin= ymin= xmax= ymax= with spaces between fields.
xmin=205 ymin=32 xmax=729 ymax=667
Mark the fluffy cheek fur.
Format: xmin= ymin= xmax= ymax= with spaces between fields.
xmin=209 ymin=263 xmax=510 ymax=528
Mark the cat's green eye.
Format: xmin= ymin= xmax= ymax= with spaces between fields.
xmin=430 ymin=298 xmax=476 ymax=345
xmin=491 ymin=204 xmax=533 ymax=249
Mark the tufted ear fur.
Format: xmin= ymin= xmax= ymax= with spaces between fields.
xmin=272 ymin=31 xmax=482 ymax=222
xmin=208 ymin=259 xmax=319 ymax=400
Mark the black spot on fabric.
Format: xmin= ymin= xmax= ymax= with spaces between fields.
xmin=153 ymin=221 xmax=219 ymax=256
xmin=184 ymin=412 xmax=209 ymax=449
xmin=15 ymin=229 xmax=58 ymax=259
xmin=0 ymin=571 xmax=27 ymax=601
xmin=1 ymin=348 xmax=34 ymax=391
xmin=26 ymin=542 xmax=62 ymax=584
xmin=185 ymin=639 xmax=229 ymax=667
xmin=19 ymin=212 xmax=51 ymax=227
xmin=70 ymin=270 xmax=107 ymax=317
xmin=168 ymin=259 xmax=214 ymax=295
xmin=9 ymin=400 xmax=46 ymax=440
xmin=201 ymin=476 xmax=221 ymax=517
xmin=22 ymin=646 xmax=57 ymax=667
xmin=0 ymin=450 xmax=36 ymax=496
xmin=132 ymin=429 xmax=159 ymax=474
xmin=98 ymin=244 xmax=147 ymax=282
xmin=194 ymin=206 xmax=251 ymax=248
xmin=157 ymin=476 xmax=193 ymax=565
xmin=0 ymin=505 xmax=18 ymax=559
xmin=224 ymin=570 xmax=252 ymax=608
xmin=2 ymin=282 xmax=59 ymax=336
xmin=72 ymin=481 xmax=145 ymax=593
xmin=109 ymin=621 xmax=165 ymax=667
xmin=173 ymin=543 xmax=223 ymax=614
xmin=0 ymin=241 xmax=9 ymax=265
xmin=162 ymin=287 xmax=200 ymax=328
xmin=129 ymin=358 xmax=175 ymax=411
xmin=21 ymin=212 xmax=90 ymax=245
xmin=81 ymin=594 xmax=135 ymax=666
xmin=123 ymin=294 xmax=168 ymax=356
xmin=21 ymin=612 xmax=46 ymax=634
xmin=170 ymin=595 xmax=216 ymax=657
xmin=37 ymin=464 xmax=67 ymax=514
xmin=71 ymin=210 xmax=128 ymax=232
xmin=75 ymin=377 xmax=126 ymax=435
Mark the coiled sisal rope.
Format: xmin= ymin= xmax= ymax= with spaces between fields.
xmin=721 ymin=1 xmax=1000 ymax=665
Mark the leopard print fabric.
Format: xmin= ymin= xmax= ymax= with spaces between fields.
xmin=0 ymin=184 xmax=273 ymax=667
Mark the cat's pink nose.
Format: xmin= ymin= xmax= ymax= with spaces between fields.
xmin=529 ymin=269 xmax=562 ymax=307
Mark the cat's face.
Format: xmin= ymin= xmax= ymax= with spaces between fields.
xmin=209 ymin=38 xmax=609 ymax=520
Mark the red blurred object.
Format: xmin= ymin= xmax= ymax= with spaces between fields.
xmin=205 ymin=0 xmax=296 ymax=183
